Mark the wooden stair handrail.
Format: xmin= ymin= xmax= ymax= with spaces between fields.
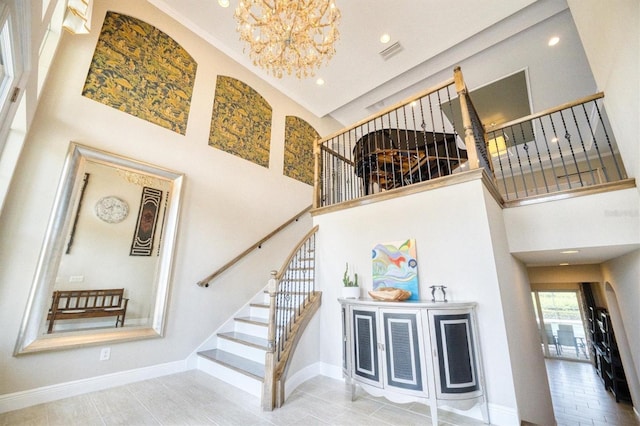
xmin=275 ymin=225 xmax=320 ymax=281
xmin=197 ymin=205 xmax=312 ymax=287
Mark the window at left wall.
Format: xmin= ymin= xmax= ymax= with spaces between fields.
xmin=0 ymin=1 xmax=28 ymax=212
xmin=0 ymin=1 xmax=26 ymax=154
xmin=0 ymin=11 xmax=17 ymax=135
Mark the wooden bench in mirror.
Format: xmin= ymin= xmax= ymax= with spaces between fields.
xmin=47 ymin=288 xmax=128 ymax=334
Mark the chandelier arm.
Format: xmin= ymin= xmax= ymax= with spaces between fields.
xmin=234 ymin=0 xmax=340 ymax=78
xmin=262 ymin=0 xmax=275 ymax=11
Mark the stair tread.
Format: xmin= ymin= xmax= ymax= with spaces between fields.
xmin=235 ymin=316 xmax=269 ymax=326
xmin=198 ymin=349 xmax=264 ymax=381
xmin=218 ymin=331 xmax=269 ymax=349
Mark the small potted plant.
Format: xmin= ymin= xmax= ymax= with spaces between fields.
xmin=342 ymin=263 xmax=360 ymax=299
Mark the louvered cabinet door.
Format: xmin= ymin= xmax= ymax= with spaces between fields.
xmin=381 ymin=310 xmax=425 ymax=395
xmin=430 ymin=311 xmax=483 ymax=399
xmin=341 ymin=304 xmax=349 ymax=375
xmin=352 ymin=307 xmax=381 ymax=387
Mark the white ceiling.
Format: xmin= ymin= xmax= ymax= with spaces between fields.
xmin=148 ymin=0 xmax=589 ymax=126
xmin=145 ymin=0 xmax=635 ymax=267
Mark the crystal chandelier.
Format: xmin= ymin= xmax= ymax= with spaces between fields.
xmin=234 ymin=1 xmax=341 ymax=78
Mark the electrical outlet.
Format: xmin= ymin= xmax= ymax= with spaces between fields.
xmin=69 ymin=275 xmax=84 ymax=282
xmin=99 ymin=347 xmax=111 ymax=361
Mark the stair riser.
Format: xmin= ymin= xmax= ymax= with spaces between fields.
xmin=217 ymin=338 xmax=267 ymax=363
xmin=197 ymin=357 xmax=262 ymax=398
xmin=234 ymin=321 xmax=268 ymax=338
xmin=249 ymin=305 xmax=269 ymax=319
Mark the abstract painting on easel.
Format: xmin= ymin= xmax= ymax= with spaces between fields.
xmin=372 ymin=239 xmax=419 ymax=301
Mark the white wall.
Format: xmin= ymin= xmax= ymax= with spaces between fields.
xmin=483 ymin=186 xmax=555 ymax=425
xmin=504 ymin=188 xmax=640 ymax=254
xmin=0 ymin=0 xmax=341 ymax=395
xmin=313 ymin=176 xmax=529 ymax=423
xmin=568 ymin=0 xmax=640 ymax=182
xmin=528 ymin=264 xmax=603 ymax=284
xmin=528 ymin=264 xmax=606 ymax=305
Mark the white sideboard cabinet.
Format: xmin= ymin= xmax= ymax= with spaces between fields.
xmin=339 ymin=298 xmax=488 ymax=426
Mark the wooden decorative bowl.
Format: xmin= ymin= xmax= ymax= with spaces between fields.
xmin=368 ymin=287 xmax=411 ymax=301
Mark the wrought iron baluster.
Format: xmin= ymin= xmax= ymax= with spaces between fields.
xmin=409 ymin=98 xmax=423 ymax=184
xmin=383 ymin=112 xmax=396 ymax=190
xmin=506 ymin=125 xmax=527 ymax=198
xmin=394 ymin=108 xmax=405 ymax=188
xmin=432 ymin=90 xmax=444 ymax=177
xmin=518 ymin=122 xmax=542 ymax=195
xmin=558 ymin=109 xmax=582 ymax=188
xmin=547 ymin=113 xmax=572 ymax=190
xmin=489 ymin=129 xmax=510 ymax=198
xmin=347 ymin=130 xmax=355 ymax=200
xmin=537 ymin=116 xmax=562 ymax=193
xmin=436 ymin=89 xmax=452 ymax=177
xmin=595 ymin=100 xmax=624 ymax=180
xmin=444 ymin=85 xmax=464 ymax=168
xmin=569 ymin=106 xmax=597 ymax=185
xmin=426 ymin=93 xmax=441 ymax=178
xmin=418 ymin=98 xmax=432 ymax=181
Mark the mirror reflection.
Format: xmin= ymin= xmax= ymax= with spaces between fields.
xmin=14 ymin=143 xmax=183 ymax=354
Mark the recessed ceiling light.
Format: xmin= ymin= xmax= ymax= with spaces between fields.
xmin=380 ymin=33 xmax=391 ymax=44
xmin=561 ymin=250 xmax=580 ymax=254
xmin=316 ymin=78 xmax=325 ymax=86
xmin=218 ymin=0 xmax=230 ymax=7
xmin=548 ymin=36 xmax=560 ymax=47
xmin=551 ymin=137 xmax=559 ymax=143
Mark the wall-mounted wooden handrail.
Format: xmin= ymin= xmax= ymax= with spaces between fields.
xmin=196 ymin=205 xmax=312 ymax=287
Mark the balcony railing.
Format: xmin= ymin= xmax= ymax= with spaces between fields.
xmin=313 ymin=67 xmax=628 ymax=209
xmin=486 ymin=93 xmax=626 ymax=201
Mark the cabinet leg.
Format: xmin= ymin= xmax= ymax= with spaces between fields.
xmin=430 ymin=403 xmax=438 ymax=426
xmin=480 ymin=398 xmax=490 ymax=424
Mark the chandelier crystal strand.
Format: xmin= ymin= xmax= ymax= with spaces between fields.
xmin=235 ymin=0 xmax=340 ymax=78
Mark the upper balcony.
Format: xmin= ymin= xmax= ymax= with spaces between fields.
xmin=312 ymin=67 xmax=633 ymax=213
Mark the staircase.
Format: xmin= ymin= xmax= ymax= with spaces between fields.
xmin=196 ymin=226 xmax=321 ymax=409
xmin=196 ymin=290 xmax=274 ymax=398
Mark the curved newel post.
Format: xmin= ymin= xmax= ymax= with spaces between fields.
xmin=262 ymin=270 xmax=278 ymax=411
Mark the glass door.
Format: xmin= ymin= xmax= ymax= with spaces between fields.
xmin=532 ymin=290 xmax=590 ymax=361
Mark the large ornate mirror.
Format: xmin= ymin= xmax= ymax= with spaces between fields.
xmin=14 ymin=143 xmax=184 ymax=354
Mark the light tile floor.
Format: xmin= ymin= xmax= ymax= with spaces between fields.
xmin=546 ymin=359 xmax=638 ymax=426
xmin=0 ymin=360 xmax=637 ymax=425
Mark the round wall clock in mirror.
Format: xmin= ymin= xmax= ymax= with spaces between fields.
xmin=95 ymin=196 xmax=129 ymax=223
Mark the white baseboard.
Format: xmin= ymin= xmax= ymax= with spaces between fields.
xmin=283 ymin=361 xmax=344 ymax=400
xmin=0 ymin=360 xmax=190 ymax=414
xmin=1 ymin=358 xmax=520 ymax=426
